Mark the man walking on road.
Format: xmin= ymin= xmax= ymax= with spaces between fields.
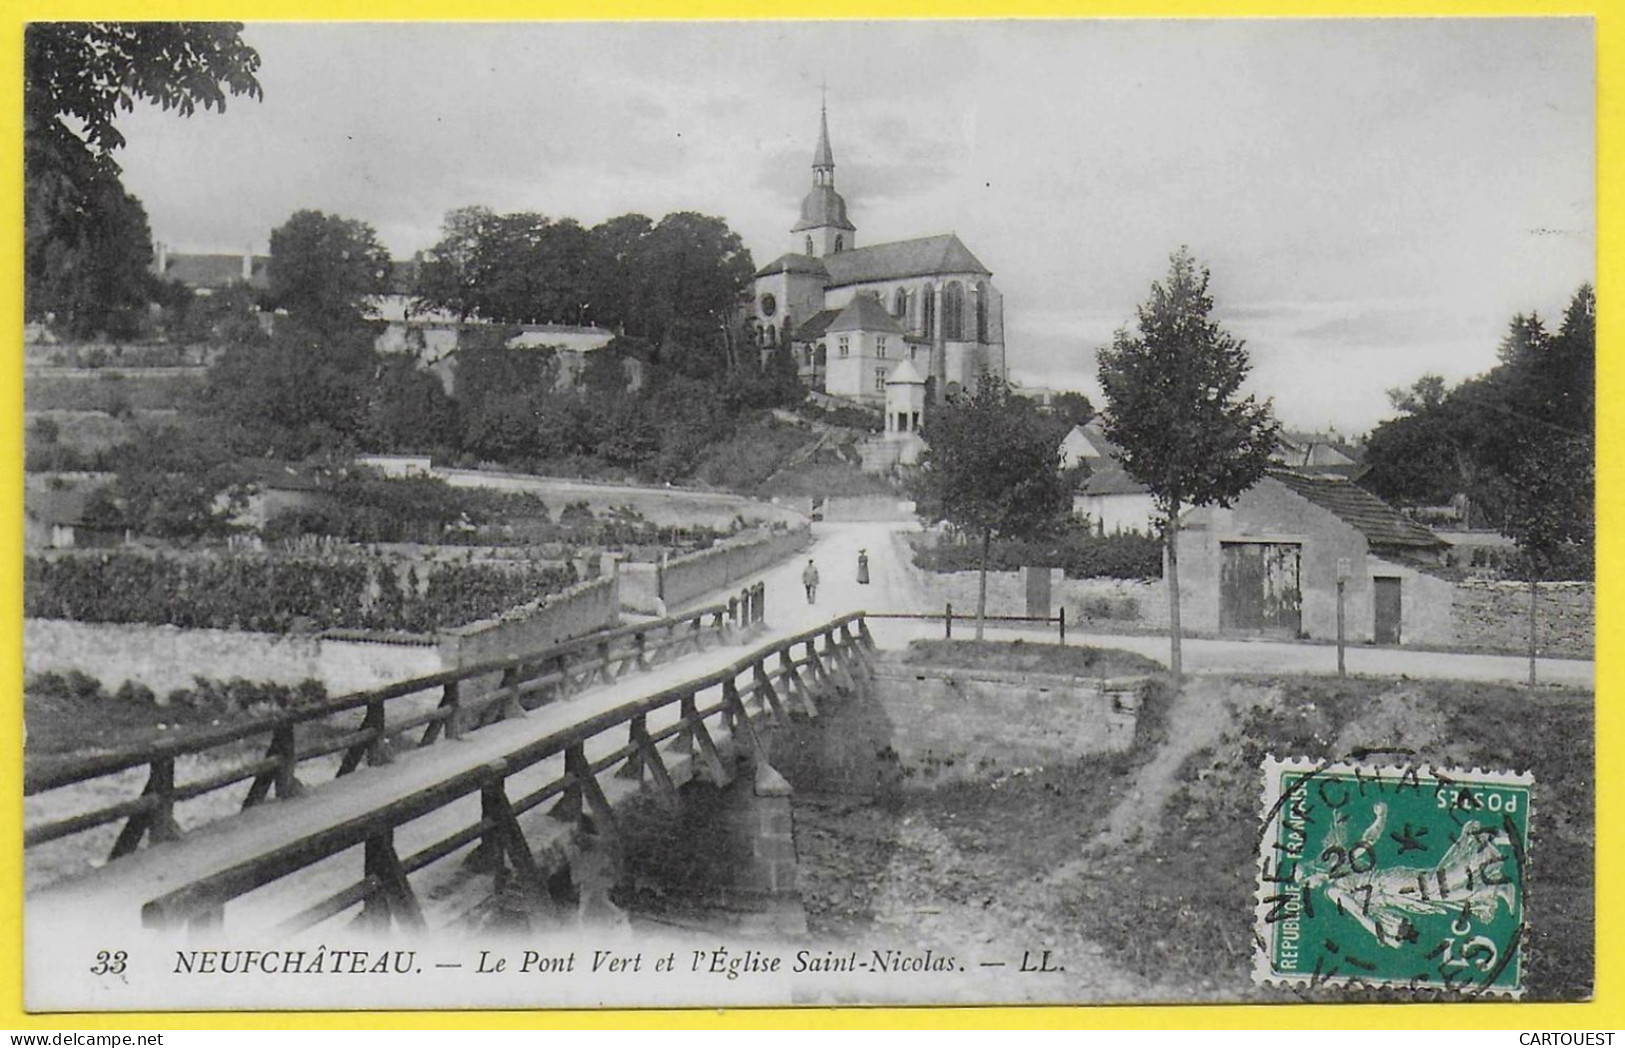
xmin=802 ymin=559 xmax=820 ymax=604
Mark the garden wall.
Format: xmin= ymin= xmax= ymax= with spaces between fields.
xmin=23 ymin=619 xmax=444 ymax=697
xmin=1451 ymin=580 xmax=1593 ymax=658
xmin=435 ymin=468 xmax=807 ymax=528
xmin=907 ymin=566 xmax=1593 ymax=657
xmin=908 ymin=568 xmax=1169 ymax=630
xmin=25 ymin=575 xmax=625 ymax=698
xmin=620 ymin=526 xmax=812 ymax=614
xmin=437 ymin=574 xmax=621 ymax=667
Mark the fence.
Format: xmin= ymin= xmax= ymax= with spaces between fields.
xmin=24 ymin=583 xmax=767 ymax=866
xmin=866 ymin=602 xmax=1068 ymax=643
xmin=137 ymin=607 xmax=871 ymax=933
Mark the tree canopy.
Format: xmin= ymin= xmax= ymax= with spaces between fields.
xmin=1361 ymin=285 xmax=1595 ymax=542
xmin=915 ymin=376 xmax=1071 ymax=638
xmin=1097 ymin=249 xmax=1279 ymax=518
xmin=24 ymin=23 xmax=262 ymax=334
xmin=268 ymin=209 xmax=392 ymax=326
xmin=414 ymin=206 xmax=754 ymax=375
xmin=1097 ymin=248 xmax=1278 ymax=678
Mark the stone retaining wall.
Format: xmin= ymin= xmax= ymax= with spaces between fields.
xmin=620 ymin=526 xmax=811 ymax=614
xmin=908 ymin=568 xmax=1168 ymax=630
xmin=23 ymin=619 xmax=444 ymax=697
xmin=437 ymin=573 xmax=621 ymax=667
xmin=25 ymin=574 xmax=625 ymax=698
xmin=1450 ymin=580 xmax=1593 ymax=658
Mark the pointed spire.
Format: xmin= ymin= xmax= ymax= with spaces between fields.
xmin=813 ymin=91 xmax=834 ymax=172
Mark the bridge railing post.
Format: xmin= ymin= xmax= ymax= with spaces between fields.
xmin=271 ymin=723 xmax=305 ymax=799
xmin=1058 ymin=605 xmax=1066 ymax=645
xmin=945 ymin=602 xmax=953 ymax=639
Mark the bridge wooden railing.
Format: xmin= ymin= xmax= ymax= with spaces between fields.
xmin=137 ymin=611 xmax=875 ymax=933
xmin=25 ymin=582 xmax=768 ymax=862
xmin=866 ymin=602 xmax=1067 ymax=643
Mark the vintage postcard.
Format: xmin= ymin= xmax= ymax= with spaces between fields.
xmin=16 ymin=18 xmax=1596 ymax=1016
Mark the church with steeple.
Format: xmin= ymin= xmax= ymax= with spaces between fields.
xmin=750 ymin=102 xmax=1007 ymax=413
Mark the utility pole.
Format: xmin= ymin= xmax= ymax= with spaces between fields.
xmin=1336 ymin=557 xmax=1349 ymax=677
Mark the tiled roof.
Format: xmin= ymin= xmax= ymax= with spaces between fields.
xmin=823 ymin=234 xmax=991 ymax=287
xmin=1068 ymin=421 xmax=1122 ymax=460
xmin=1270 ymin=470 xmax=1446 ymax=550
xmin=1080 ymin=462 xmax=1150 ymax=497
xmin=791 ymin=308 xmax=842 ymax=342
xmin=886 ymin=359 xmax=925 ymax=385
xmin=755 ymin=253 xmax=831 ymax=279
xmin=827 ymin=294 xmax=907 ymax=335
xmin=161 ymin=253 xmax=271 ymax=291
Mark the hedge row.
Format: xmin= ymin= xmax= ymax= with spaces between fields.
xmin=25 ymin=552 xmax=577 ymax=633
xmin=914 ymin=530 xmax=1163 ymax=580
xmin=29 ymin=670 xmax=328 ymax=715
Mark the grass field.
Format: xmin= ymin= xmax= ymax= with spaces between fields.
xmin=792 ymin=658 xmax=1593 ymax=1003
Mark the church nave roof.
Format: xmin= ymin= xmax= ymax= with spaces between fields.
xmin=823 ymin=233 xmax=992 ymax=287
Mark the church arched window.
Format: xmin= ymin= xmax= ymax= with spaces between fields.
xmin=834 ymin=234 xmax=844 ymax=253
xmin=894 ymin=288 xmax=907 ymax=319
xmin=805 ymin=236 xmax=814 ymax=255
xmin=943 ymin=281 xmax=965 ymax=340
xmin=975 ymin=282 xmax=990 ymax=342
xmin=922 ymin=285 xmax=935 ymax=339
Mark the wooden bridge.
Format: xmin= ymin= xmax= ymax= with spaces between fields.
xmin=26 ymin=585 xmax=877 ymax=938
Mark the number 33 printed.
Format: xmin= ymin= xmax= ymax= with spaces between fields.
xmin=90 ymin=950 xmax=128 ymax=975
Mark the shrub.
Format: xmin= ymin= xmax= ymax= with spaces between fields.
xmin=914 ymin=526 xmax=1163 ymax=580
xmin=1078 ymin=594 xmax=1141 ymax=621
xmin=25 ymin=551 xmax=577 ymax=633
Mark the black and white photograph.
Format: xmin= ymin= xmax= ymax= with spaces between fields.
xmin=19 ymin=19 xmax=1596 ymax=1013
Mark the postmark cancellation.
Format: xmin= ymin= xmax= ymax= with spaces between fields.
xmin=1254 ymin=756 xmax=1533 ymax=998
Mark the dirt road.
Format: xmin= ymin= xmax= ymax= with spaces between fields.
xmin=737 ymin=521 xmax=1594 ymax=689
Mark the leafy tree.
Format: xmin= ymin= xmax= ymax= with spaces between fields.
xmin=586 ymin=213 xmax=657 ymax=333
xmin=89 ymin=420 xmax=247 ymax=540
xmin=25 ymin=23 xmax=262 ymax=157
xmin=268 ymin=210 xmax=391 ymax=327
xmin=1363 ymin=287 xmax=1594 ymax=537
xmin=172 ymin=282 xmax=265 ymax=347
xmin=27 ymin=176 xmax=158 ymax=338
xmin=1385 ymin=373 xmax=1448 ymax=415
xmin=1096 ymin=248 xmax=1279 ymax=678
xmin=24 ymin=23 xmax=261 ymax=335
xmin=363 ymin=357 xmax=460 ymax=454
xmin=914 ymin=376 xmax=1071 ymax=639
xmin=643 ymin=212 xmax=756 ymax=374
xmin=202 ymin=316 xmax=378 ymax=458
xmin=415 ymin=205 xmax=493 ymax=321
xmin=1050 ymin=390 xmax=1095 ymax=429
xmin=1495 ymin=435 xmax=1593 ymax=684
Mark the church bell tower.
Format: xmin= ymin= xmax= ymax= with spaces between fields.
xmin=792 ymin=100 xmax=856 ymax=258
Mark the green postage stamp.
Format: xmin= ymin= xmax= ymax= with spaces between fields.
xmin=1254 ymin=757 xmax=1533 ymax=997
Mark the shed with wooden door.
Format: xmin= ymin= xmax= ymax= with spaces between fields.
xmin=1173 ymin=470 xmax=1452 ymax=646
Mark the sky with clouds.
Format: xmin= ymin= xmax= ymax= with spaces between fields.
xmin=112 ymin=19 xmax=1594 ymax=433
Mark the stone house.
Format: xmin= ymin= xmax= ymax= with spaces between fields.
xmin=1175 ymin=470 xmax=1452 ymax=645
xmin=1062 ymin=421 xmax=1158 ymax=535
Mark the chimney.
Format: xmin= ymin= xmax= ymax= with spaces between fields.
xmin=154 ymin=241 xmax=167 ymax=276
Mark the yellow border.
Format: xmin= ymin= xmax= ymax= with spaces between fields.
xmin=3 ymin=2 xmax=1617 ymax=1031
